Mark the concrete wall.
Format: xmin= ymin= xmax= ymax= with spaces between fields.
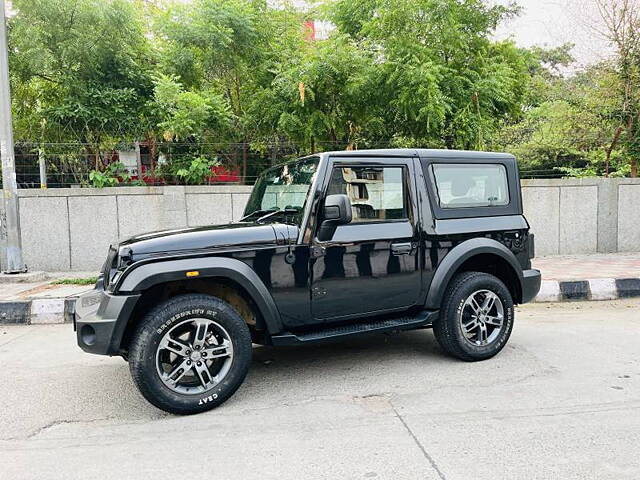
xmin=521 ymin=178 xmax=640 ymax=256
xmin=0 ymin=186 xmax=252 ymax=272
xmin=1 ymin=179 xmax=640 ymax=272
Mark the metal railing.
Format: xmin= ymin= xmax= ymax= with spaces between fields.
xmin=1 ymin=140 xmax=575 ymax=189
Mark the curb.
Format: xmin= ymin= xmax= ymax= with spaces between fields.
xmin=0 ymin=297 xmax=77 ymax=325
xmin=533 ymin=278 xmax=640 ymax=303
xmin=1 ymin=277 xmax=639 ymax=324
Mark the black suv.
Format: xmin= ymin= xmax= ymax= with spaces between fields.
xmin=74 ymin=149 xmax=541 ymax=414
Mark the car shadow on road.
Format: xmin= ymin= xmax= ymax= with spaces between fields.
xmin=227 ymin=328 xmax=453 ymax=402
xmin=252 ymin=328 xmax=444 ymax=368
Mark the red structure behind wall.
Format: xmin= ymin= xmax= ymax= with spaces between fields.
xmin=304 ymin=20 xmax=315 ymax=41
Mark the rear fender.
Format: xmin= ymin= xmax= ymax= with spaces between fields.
xmin=425 ymin=238 xmax=524 ymax=309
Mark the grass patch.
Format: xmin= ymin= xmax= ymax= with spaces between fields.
xmin=53 ymin=277 xmax=98 ymax=286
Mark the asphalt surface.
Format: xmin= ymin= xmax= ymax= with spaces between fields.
xmin=1 ymin=299 xmax=639 ymax=480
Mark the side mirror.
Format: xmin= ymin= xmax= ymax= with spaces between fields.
xmin=317 ymin=194 xmax=352 ymax=241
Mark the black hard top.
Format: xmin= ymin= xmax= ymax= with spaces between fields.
xmin=321 ymin=148 xmax=515 ymax=161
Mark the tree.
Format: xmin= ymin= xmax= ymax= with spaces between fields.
xmin=592 ymin=0 xmax=640 ymax=176
xmin=494 ymin=62 xmax=630 ymax=177
xmin=327 ymin=0 xmax=530 ymax=149
xmin=8 ymin=0 xmax=156 ymax=146
xmin=155 ymin=0 xmax=306 ymax=179
xmin=272 ymin=33 xmax=386 ymax=151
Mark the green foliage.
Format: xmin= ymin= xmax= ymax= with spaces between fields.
xmin=152 ymin=74 xmax=231 ymax=140
xmin=156 ymin=156 xmax=220 ymax=185
xmin=494 ymin=63 xmax=634 ymax=177
xmin=53 ymin=277 xmax=99 ymax=285
xmin=89 ymin=162 xmax=131 ymax=188
xmin=8 ymin=0 xmax=156 ymax=144
xmin=6 ymin=0 xmax=639 ymax=179
xmin=321 ymin=0 xmax=530 ymax=149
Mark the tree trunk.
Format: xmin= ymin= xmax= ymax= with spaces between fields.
xmin=631 ymin=158 xmax=638 ymax=178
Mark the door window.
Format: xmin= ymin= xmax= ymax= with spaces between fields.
xmin=326 ymin=166 xmax=407 ymax=222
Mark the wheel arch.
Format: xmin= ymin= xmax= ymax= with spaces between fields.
xmin=425 ymin=238 xmax=524 ymax=309
xmin=114 ymin=257 xmax=283 ymax=352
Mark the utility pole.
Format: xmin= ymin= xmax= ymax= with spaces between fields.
xmin=0 ymin=0 xmax=26 ymax=273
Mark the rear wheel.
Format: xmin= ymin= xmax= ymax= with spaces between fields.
xmin=433 ymin=271 xmax=514 ymax=361
xmin=129 ymin=294 xmax=252 ymax=414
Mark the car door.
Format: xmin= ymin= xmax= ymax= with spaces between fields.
xmin=309 ymin=156 xmax=422 ymax=322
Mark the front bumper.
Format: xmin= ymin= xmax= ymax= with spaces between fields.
xmin=74 ymin=288 xmax=140 ymax=356
xmin=521 ymin=269 xmax=542 ymax=304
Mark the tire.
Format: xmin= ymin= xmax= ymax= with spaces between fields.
xmin=433 ymin=271 xmax=514 ymax=362
xmin=129 ymin=293 xmax=252 ymax=415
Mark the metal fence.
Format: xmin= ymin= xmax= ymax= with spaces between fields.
xmin=4 ymin=141 xmax=310 ymax=188
xmin=1 ymin=140 xmax=568 ymax=189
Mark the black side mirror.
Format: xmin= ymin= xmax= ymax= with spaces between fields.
xmin=317 ymin=194 xmax=352 ymax=241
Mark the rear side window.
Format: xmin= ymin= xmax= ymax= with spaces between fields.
xmin=431 ymin=164 xmax=509 ymax=208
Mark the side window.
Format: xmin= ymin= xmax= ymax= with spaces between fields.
xmin=327 ymin=166 xmax=407 ymax=222
xmin=431 ymin=164 xmax=509 ymax=208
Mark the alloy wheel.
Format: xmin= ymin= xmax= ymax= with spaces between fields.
xmin=459 ymin=289 xmax=504 ymax=346
xmin=155 ymin=318 xmax=234 ymax=395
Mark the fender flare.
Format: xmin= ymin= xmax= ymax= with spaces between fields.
xmin=424 ymin=238 xmax=524 ymax=309
xmin=116 ymin=257 xmax=283 ymax=334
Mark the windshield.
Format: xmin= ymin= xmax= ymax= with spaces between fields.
xmin=242 ymin=157 xmax=319 ymax=225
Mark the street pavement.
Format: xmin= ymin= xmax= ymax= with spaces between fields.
xmin=1 ymin=299 xmax=639 ymax=480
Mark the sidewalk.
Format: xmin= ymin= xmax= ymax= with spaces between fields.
xmin=0 ymin=273 xmax=94 ymax=324
xmin=533 ymin=253 xmax=640 ymax=281
xmin=533 ymin=253 xmax=640 ymax=302
xmin=1 ymin=253 xmax=639 ymax=324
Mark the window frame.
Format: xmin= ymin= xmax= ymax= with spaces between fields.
xmin=422 ymin=156 xmax=522 ymax=220
xmin=431 ymin=163 xmax=510 ymax=209
xmin=243 ymin=156 xmax=320 ymax=226
xmin=308 ymin=155 xmax=419 ymax=243
xmin=323 ymin=164 xmax=411 ymax=226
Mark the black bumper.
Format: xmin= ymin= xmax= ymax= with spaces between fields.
xmin=521 ymin=269 xmax=542 ymax=304
xmin=74 ymin=289 xmax=140 ymax=356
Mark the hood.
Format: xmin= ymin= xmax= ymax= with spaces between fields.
xmin=119 ymin=222 xmax=299 ymax=259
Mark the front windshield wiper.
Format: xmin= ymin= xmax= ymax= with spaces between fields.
xmin=239 ymin=208 xmax=275 ymax=222
xmin=255 ymin=208 xmax=300 ymax=224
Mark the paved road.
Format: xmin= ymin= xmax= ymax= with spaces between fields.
xmin=1 ymin=300 xmax=639 ymax=480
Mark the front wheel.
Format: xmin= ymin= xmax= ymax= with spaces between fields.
xmin=433 ymin=271 xmax=514 ymax=362
xmin=128 ymin=294 xmax=252 ymax=414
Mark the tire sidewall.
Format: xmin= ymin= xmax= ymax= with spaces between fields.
xmin=448 ymin=274 xmax=514 ymax=359
xmin=130 ymin=295 xmax=252 ymax=414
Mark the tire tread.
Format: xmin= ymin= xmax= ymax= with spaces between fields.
xmin=128 ymin=293 xmax=252 ymax=415
xmin=433 ymin=271 xmax=513 ymax=362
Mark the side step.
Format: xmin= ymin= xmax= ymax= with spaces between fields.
xmin=271 ymin=310 xmax=439 ymax=346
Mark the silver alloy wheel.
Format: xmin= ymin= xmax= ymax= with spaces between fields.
xmin=155 ymin=318 xmax=234 ymax=395
xmin=459 ymin=289 xmax=504 ymax=346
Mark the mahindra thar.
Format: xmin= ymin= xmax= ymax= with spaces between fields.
xmin=74 ymin=149 xmax=541 ymax=414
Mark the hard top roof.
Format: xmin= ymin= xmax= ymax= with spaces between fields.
xmin=321 ymin=148 xmax=515 ymax=160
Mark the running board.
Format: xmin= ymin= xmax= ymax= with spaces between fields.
xmin=271 ymin=310 xmax=439 ymax=346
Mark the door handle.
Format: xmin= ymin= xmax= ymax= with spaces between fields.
xmin=391 ymin=242 xmax=413 ymax=255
